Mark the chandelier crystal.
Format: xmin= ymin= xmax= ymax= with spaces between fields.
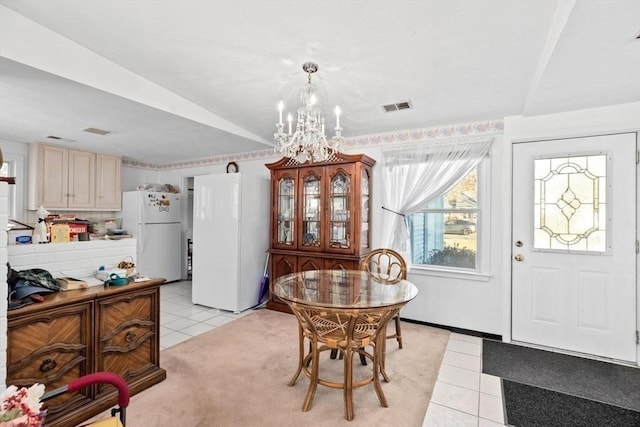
xmin=274 ymin=62 xmax=343 ymax=162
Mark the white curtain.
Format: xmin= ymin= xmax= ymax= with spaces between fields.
xmin=380 ymin=138 xmax=493 ymax=262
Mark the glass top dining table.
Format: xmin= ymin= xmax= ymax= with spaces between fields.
xmin=271 ymin=269 xmax=419 ymax=309
xmin=271 ymin=269 xmax=419 ymax=421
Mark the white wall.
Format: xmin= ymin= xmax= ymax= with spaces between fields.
xmin=121 ymin=167 xmax=162 ymax=192
xmin=121 ymin=103 xmax=640 ymax=337
xmin=379 ymin=138 xmax=505 ymax=334
xmin=123 ymin=134 xmax=507 ymax=334
xmin=8 ymin=103 xmax=634 ymax=338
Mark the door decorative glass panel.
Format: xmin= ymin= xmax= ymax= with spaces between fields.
xmin=277 ymin=177 xmax=295 ymax=245
xmin=533 ymin=154 xmax=607 ymax=252
xmin=302 ymin=174 xmax=321 ymax=247
xmin=329 ymin=172 xmax=351 ymax=249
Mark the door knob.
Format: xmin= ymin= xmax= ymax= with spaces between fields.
xmin=514 ymin=254 xmax=524 ymax=262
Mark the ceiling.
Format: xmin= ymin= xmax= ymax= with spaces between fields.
xmin=0 ymin=1 xmax=638 ymax=165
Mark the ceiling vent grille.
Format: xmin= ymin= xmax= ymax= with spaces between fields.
xmin=83 ymin=127 xmax=113 ymax=135
xmin=47 ymin=135 xmax=75 ymax=142
xmin=382 ymin=101 xmax=412 ymax=112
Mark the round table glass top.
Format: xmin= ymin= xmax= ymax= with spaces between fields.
xmin=272 ymin=269 xmax=418 ymax=309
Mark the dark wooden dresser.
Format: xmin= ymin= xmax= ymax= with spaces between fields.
xmin=6 ymin=278 xmax=166 ymax=427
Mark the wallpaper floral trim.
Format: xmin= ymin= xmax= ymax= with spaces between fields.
xmin=122 ymin=119 xmax=504 ymax=170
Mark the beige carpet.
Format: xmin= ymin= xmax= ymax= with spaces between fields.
xmin=125 ymin=309 xmax=449 ymax=426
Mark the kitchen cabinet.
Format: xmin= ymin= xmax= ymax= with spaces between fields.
xmin=95 ymin=153 xmax=122 ymax=210
xmin=266 ymin=153 xmax=375 ymax=313
xmin=27 ymin=143 xmax=121 ymax=211
xmin=6 ymin=279 xmax=166 ymax=427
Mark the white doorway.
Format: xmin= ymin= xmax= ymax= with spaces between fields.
xmin=512 ymin=133 xmax=637 ymax=362
xmin=182 ymin=176 xmax=194 ymax=280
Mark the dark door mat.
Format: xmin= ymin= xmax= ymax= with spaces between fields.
xmin=483 ymin=339 xmax=640 ymax=411
xmin=503 ymin=380 xmax=640 ymax=427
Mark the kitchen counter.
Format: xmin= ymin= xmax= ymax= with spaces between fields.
xmin=7 ymin=277 xmax=163 ymax=317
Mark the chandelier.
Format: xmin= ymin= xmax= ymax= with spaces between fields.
xmin=274 ymin=62 xmax=343 ymax=162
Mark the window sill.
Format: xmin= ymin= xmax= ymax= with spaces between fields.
xmin=408 ymin=265 xmax=492 ymax=282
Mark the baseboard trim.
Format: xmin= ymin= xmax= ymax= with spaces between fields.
xmin=401 ymin=318 xmax=502 ymax=341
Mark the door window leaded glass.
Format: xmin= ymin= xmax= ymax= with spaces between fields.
xmin=533 ymin=154 xmax=607 ymax=252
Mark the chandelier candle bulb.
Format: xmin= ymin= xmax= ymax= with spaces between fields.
xmin=287 ymin=113 xmax=293 ymax=134
xmin=335 ymin=106 xmax=341 ymax=128
xmin=278 ymin=101 xmax=284 ymax=125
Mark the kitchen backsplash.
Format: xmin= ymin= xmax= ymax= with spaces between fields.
xmin=8 ymin=238 xmax=136 ymax=279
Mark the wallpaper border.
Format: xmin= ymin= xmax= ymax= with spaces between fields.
xmin=122 ymin=119 xmax=504 ymax=170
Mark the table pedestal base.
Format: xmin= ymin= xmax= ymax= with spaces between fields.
xmin=287 ymin=307 xmax=400 ymax=421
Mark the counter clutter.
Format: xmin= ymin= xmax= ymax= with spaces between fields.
xmin=6 ymin=210 xmax=129 ymax=245
xmin=7 ymin=259 xmax=150 ymax=311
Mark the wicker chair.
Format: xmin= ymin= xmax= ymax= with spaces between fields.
xmin=361 ymin=248 xmax=408 ymax=349
xmin=288 ymin=302 xmax=397 ymax=420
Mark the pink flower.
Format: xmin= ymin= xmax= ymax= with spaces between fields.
xmin=0 ymin=384 xmax=45 ymax=427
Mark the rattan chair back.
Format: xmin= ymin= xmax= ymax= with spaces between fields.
xmin=361 ymin=248 xmax=407 ymax=283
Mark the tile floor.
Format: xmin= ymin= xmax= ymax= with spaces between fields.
xmin=159 ymin=280 xmax=256 ymax=350
xmin=422 ymin=333 xmax=506 ymax=426
xmin=160 ymin=280 xmax=506 ymax=426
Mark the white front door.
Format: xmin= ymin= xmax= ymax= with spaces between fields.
xmin=512 ymin=133 xmax=637 ymax=362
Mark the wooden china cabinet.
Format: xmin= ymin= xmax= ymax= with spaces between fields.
xmin=266 ymin=153 xmax=376 ymax=313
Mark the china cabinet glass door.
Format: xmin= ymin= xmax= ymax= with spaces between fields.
xmin=329 ymin=171 xmax=351 ymax=250
xmin=300 ymin=169 xmax=322 ymax=250
xmin=274 ymin=171 xmax=296 ymax=248
xmin=361 ymin=169 xmax=371 ymax=250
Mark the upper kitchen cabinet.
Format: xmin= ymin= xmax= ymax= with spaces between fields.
xmin=28 ymin=144 xmax=122 ymax=211
xmin=95 ymin=153 xmax=122 ymax=210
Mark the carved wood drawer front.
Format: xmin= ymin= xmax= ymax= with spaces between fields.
xmin=96 ymin=287 xmax=159 ymax=386
xmin=6 ymin=302 xmax=93 ymax=418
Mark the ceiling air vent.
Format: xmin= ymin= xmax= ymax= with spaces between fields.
xmin=47 ymin=135 xmax=75 ymax=142
xmin=382 ymin=100 xmax=412 ymax=113
xmin=83 ymin=127 xmax=113 ymax=136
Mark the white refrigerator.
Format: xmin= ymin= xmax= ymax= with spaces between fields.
xmin=192 ymin=173 xmax=269 ymax=313
xmin=121 ymin=191 xmax=182 ymax=282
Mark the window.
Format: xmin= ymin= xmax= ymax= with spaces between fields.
xmin=1 ymin=160 xmax=17 ymax=219
xmin=0 ymin=162 xmax=9 ymax=176
xmin=407 ymin=165 xmax=484 ymax=271
xmin=0 ymin=159 xmax=23 ymax=220
xmin=381 ymin=137 xmax=492 ymax=274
